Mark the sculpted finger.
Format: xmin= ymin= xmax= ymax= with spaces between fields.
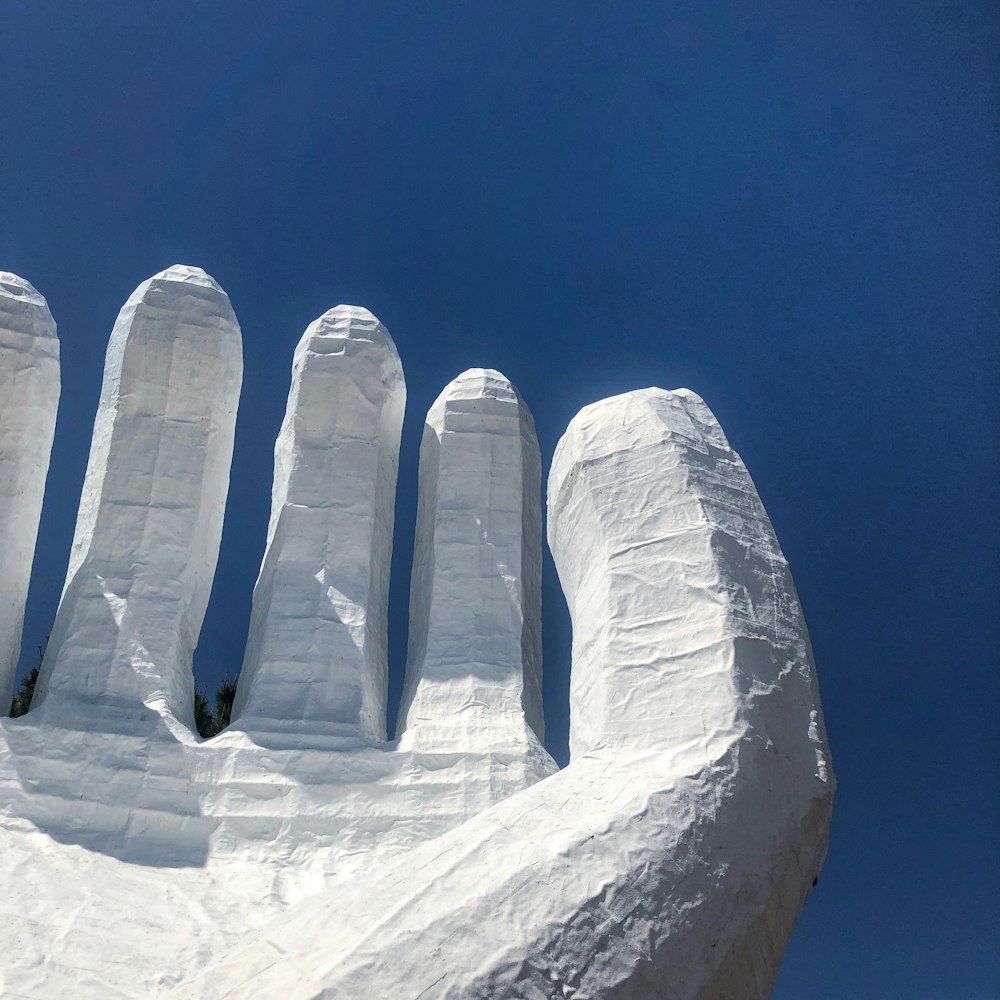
xmin=0 ymin=273 xmax=60 ymax=712
xmin=31 ymin=266 xmax=242 ymax=731
xmin=548 ymin=387 xmax=832 ymax=775
xmin=231 ymin=306 xmax=405 ymax=744
xmin=395 ymin=369 xmax=545 ymax=756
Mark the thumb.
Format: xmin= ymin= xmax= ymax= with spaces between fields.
xmin=549 ymin=387 xmax=832 ymax=785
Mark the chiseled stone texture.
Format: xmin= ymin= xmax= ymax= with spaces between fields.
xmin=30 ymin=265 xmax=242 ymax=730
xmin=0 ymin=272 xmax=59 ymax=711
xmin=396 ymin=368 xmax=544 ymax=754
xmin=232 ymin=306 xmax=405 ymax=743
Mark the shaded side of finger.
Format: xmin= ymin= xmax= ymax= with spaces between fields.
xmin=0 ymin=272 xmax=60 ymax=713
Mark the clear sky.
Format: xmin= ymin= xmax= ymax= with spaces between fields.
xmin=2 ymin=2 xmax=997 ymax=995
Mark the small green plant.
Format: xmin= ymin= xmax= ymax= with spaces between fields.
xmin=213 ymin=676 xmax=238 ymax=730
xmin=194 ymin=674 xmax=239 ymax=738
xmin=194 ymin=686 xmax=215 ymax=736
xmin=9 ymin=666 xmax=39 ymax=718
xmin=9 ymin=639 xmax=46 ymax=718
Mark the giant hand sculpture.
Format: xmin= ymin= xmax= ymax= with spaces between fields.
xmin=0 ymin=267 xmax=834 ymax=1000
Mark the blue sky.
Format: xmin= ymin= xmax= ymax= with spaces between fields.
xmin=2 ymin=2 xmax=997 ymax=995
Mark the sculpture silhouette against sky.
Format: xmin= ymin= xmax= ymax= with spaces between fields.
xmin=0 ymin=266 xmax=834 ymax=999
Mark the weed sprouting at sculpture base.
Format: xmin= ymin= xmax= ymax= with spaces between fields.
xmin=0 ymin=266 xmax=834 ymax=1000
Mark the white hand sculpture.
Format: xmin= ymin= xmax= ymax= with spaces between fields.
xmin=0 ymin=267 xmax=834 ymax=1000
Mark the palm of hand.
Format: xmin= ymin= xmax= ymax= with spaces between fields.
xmin=0 ymin=267 xmax=833 ymax=1000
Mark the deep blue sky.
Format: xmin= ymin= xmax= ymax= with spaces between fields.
xmin=2 ymin=2 xmax=997 ymax=995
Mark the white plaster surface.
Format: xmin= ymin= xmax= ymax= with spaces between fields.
xmin=166 ymin=388 xmax=834 ymax=1000
xmin=0 ymin=273 xmax=59 ymax=711
xmin=232 ymin=306 xmax=405 ymax=743
xmin=0 ymin=282 xmax=833 ymax=1000
xmin=29 ymin=266 xmax=242 ymax=730
xmin=396 ymin=368 xmax=544 ymax=753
